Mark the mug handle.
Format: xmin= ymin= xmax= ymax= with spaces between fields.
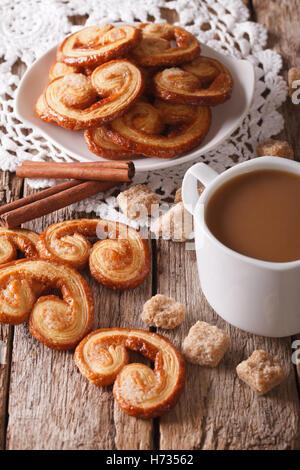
xmin=182 ymin=163 xmax=219 ymax=215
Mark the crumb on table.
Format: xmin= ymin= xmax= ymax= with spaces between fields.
xmin=256 ymin=139 xmax=294 ymax=159
xmin=236 ymin=349 xmax=285 ymax=395
xmin=182 ymin=320 xmax=230 ymax=367
xmin=141 ymin=294 xmax=186 ymax=329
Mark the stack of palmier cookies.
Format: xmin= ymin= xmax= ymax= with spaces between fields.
xmin=36 ymin=22 xmax=233 ymax=160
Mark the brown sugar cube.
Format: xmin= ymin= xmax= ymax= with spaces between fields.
xmin=174 ymin=185 xmax=204 ymax=204
xmin=236 ymin=350 xmax=285 ymax=395
xmin=182 ymin=321 xmax=230 ymax=367
xmin=141 ymin=294 xmax=186 ymax=329
xmin=288 ymin=67 xmax=300 ymax=97
xmin=256 ymin=139 xmax=294 ymax=160
xmin=152 ymin=202 xmax=193 ymax=242
xmin=117 ymin=184 xmax=159 ymax=219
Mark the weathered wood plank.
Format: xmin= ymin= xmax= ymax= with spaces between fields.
xmin=156 ymin=240 xmax=299 ymax=450
xmin=252 ymin=0 xmax=300 ymax=426
xmin=252 ymin=0 xmax=300 ymax=159
xmin=0 ymin=172 xmax=23 ymax=449
xmin=5 ymin=184 xmax=154 ymax=449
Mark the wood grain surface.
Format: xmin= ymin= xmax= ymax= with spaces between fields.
xmin=251 ymin=0 xmax=300 ymax=398
xmin=0 ymin=0 xmax=299 ymax=450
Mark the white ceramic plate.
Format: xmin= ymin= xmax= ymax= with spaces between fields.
xmin=16 ymin=39 xmax=255 ymax=173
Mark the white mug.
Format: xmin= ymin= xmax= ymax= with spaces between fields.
xmin=182 ymin=156 xmax=300 ymax=337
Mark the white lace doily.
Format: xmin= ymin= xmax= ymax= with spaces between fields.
xmin=0 ymin=0 xmax=288 ymax=227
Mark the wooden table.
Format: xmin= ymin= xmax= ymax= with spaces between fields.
xmin=0 ymin=0 xmax=299 ymax=450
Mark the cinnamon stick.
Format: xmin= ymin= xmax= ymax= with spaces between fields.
xmin=0 ymin=180 xmax=81 ymax=216
xmin=0 ymin=180 xmax=117 ymax=228
xmin=16 ymin=160 xmax=135 ymax=182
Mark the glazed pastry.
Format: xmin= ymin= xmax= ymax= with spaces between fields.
xmin=58 ymin=24 xmax=141 ymax=66
xmin=37 ymin=63 xmax=82 ymax=121
xmin=89 ymin=224 xmax=150 ymax=289
xmin=154 ymin=98 xmax=194 ymax=124
xmin=0 ymin=228 xmax=39 ymax=265
xmin=132 ymin=23 xmax=200 ymax=66
xmin=154 ymin=56 xmax=233 ymax=106
xmin=49 ymin=61 xmax=81 ymax=80
xmin=74 ymin=328 xmax=186 ymax=418
xmin=0 ymin=259 xmax=94 ymax=350
xmin=37 ymin=218 xmax=150 ymax=290
xmin=83 ymin=65 xmax=98 ymax=76
xmin=102 ymin=99 xmax=211 ymax=158
xmin=37 ymin=62 xmax=83 ymax=121
xmin=35 ymin=94 xmax=54 ymax=123
xmin=84 ymin=126 xmax=135 ymax=159
xmin=44 ymin=60 xmax=143 ymax=130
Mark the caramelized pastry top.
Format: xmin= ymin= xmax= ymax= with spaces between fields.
xmin=74 ymin=327 xmax=186 ymax=418
xmin=58 ymin=24 xmax=141 ymax=66
xmin=44 ymin=60 xmax=143 ymax=130
xmin=154 ymin=56 xmax=233 ymax=106
xmin=35 ymin=94 xmax=54 ymax=123
xmin=37 ymin=218 xmax=150 ymax=290
xmin=0 ymin=228 xmax=39 ymax=265
xmin=103 ymin=99 xmax=211 ymax=158
xmin=132 ymin=23 xmax=200 ymax=67
xmin=84 ymin=126 xmax=134 ymax=160
xmin=0 ymin=259 xmax=94 ymax=351
xmin=49 ymin=61 xmax=81 ymax=80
